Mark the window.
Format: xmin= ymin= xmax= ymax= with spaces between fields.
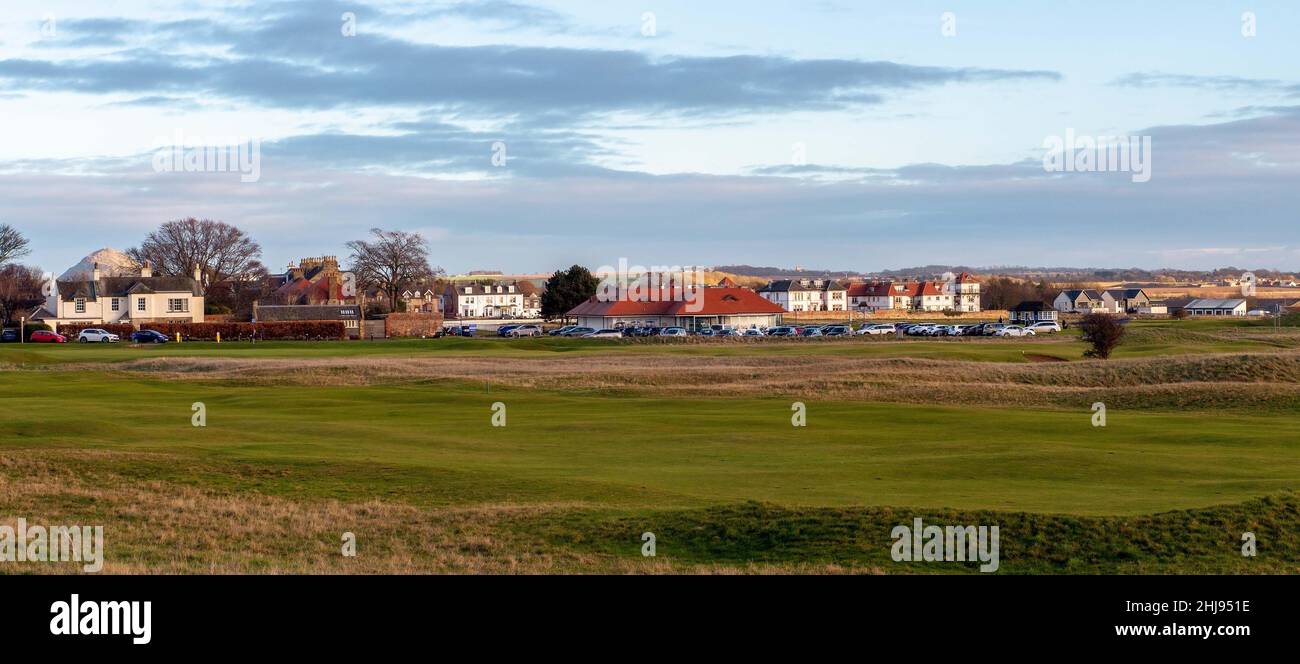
xmin=167 ymin=298 xmax=189 ymax=313
xmin=137 ymin=298 xmax=146 ymax=312
xmin=75 ymin=298 xmax=86 ymax=313
xmin=111 ymin=298 xmax=121 ymax=311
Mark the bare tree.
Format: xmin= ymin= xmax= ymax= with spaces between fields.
xmin=346 ymin=228 xmax=440 ymax=304
xmin=1079 ymin=312 xmax=1126 ymax=359
xmin=0 ymin=264 xmax=44 ymax=324
xmin=0 ymin=224 xmax=31 ymax=266
xmin=126 ymin=218 xmax=262 ymax=296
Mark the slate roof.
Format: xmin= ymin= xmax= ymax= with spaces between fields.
xmin=57 ymin=276 xmax=200 ymax=301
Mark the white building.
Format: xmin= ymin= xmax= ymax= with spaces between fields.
xmin=1183 ymin=298 xmax=1247 ymax=317
xmin=444 ymin=282 xmax=526 ymax=318
xmin=755 ymin=278 xmax=848 ymax=312
xmin=33 ymin=261 xmax=205 ymax=329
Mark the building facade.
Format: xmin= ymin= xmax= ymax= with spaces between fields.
xmin=755 ymin=278 xmax=848 ymax=312
xmin=34 ymin=261 xmax=205 ymax=328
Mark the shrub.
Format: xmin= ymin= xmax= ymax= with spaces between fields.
xmin=148 ymin=321 xmax=346 ymax=340
xmin=1078 ymin=313 xmax=1126 ymax=360
xmin=58 ymin=323 xmax=135 ymax=338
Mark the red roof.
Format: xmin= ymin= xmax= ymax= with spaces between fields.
xmin=956 ymin=272 xmax=979 ymax=284
xmin=846 ymin=282 xmax=893 ymax=297
xmin=566 ymin=287 xmax=784 ymax=317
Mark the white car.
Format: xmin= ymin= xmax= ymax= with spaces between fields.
xmin=659 ymin=327 xmax=687 ymax=337
xmin=994 ymin=325 xmax=1036 ymax=337
xmin=507 ymin=325 xmax=543 ymax=337
xmin=78 ymin=328 xmax=120 ymax=343
xmin=858 ymin=324 xmax=897 ymax=335
xmin=1027 ymin=321 xmax=1061 ymax=333
xmin=584 ymin=329 xmax=623 ymax=339
xmin=743 ymin=328 xmax=765 ymax=337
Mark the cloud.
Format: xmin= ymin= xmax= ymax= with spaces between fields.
xmin=1112 ymin=72 xmax=1300 ymax=96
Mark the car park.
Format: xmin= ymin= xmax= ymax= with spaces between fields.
xmin=130 ymin=330 xmax=169 ymax=344
xmin=77 ymin=328 xmax=120 ymax=343
xmin=507 ymin=324 xmax=543 ymax=337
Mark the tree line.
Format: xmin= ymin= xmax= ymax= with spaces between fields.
xmin=0 ymin=219 xmax=442 ymax=324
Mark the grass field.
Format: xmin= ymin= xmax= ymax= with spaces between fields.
xmin=2 ymin=317 xmax=1298 ymax=573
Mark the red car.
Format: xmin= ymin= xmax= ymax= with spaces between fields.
xmin=29 ymin=330 xmax=67 ymax=343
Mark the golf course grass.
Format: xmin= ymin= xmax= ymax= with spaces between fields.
xmin=2 ymin=316 xmax=1298 ymax=573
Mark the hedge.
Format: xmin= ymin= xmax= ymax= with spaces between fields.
xmin=145 ymin=321 xmax=346 ymax=340
xmin=58 ymin=323 xmax=136 ymax=337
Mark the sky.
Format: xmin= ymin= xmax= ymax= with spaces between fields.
xmin=1 ymin=0 xmax=1298 ymax=275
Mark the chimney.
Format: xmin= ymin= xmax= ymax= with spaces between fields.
xmin=193 ymin=264 xmax=202 ymax=283
xmin=140 ymin=261 xmax=152 ymax=278
xmin=92 ymin=262 xmax=101 ymax=281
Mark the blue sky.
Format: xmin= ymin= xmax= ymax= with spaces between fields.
xmin=1 ymin=0 xmax=1298 ymax=274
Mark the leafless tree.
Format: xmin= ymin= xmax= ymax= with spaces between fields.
xmin=0 ymin=224 xmax=31 ymax=266
xmin=126 ymin=218 xmax=263 ymax=296
xmin=0 ymin=264 xmax=44 ymax=324
xmin=346 ymin=228 xmax=441 ymax=304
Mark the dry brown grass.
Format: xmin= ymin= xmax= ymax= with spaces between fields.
xmin=0 ymin=449 xmax=872 ymax=575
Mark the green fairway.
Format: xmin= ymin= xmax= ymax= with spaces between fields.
xmin=2 ymin=316 xmax=1297 ymax=573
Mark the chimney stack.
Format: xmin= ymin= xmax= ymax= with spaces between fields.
xmin=92 ymin=262 xmax=101 ymax=281
xmin=140 ymin=261 xmax=152 ymax=278
xmin=193 ymin=264 xmax=202 ymax=283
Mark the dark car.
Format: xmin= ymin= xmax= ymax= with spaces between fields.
xmin=497 ymin=324 xmax=522 ymax=337
xmin=0 ymin=329 xmax=18 ymax=343
xmin=130 ymin=330 xmax=170 ymax=344
xmin=548 ymin=326 xmax=575 ymax=336
xmin=822 ymin=325 xmax=851 ymax=337
xmin=799 ymin=327 xmax=823 ymax=337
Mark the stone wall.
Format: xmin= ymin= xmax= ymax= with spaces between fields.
xmin=384 ymin=312 xmax=444 ymax=338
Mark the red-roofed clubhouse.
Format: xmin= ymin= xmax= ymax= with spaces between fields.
xmin=566 ymin=287 xmax=785 ymax=330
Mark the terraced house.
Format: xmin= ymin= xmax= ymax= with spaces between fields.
xmin=32 ymin=261 xmax=205 ymax=328
xmin=756 ymin=278 xmax=848 ymax=312
xmin=846 ymin=274 xmax=981 ymax=313
xmin=444 ymin=282 xmax=526 ymax=318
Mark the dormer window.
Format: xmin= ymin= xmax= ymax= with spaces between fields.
xmin=464 ymin=287 xmax=471 ymax=294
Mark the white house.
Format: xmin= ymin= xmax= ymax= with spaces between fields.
xmin=443 ymin=282 xmax=526 ymax=318
xmin=1053 ymin=289 xmax=1106 ymax=313
xmin=1183 ymin=298 xmax=1247 ymax=317
xmin=755 ymin=278 xmax=848 ymax=312
xmin=33 ymin=261 xmax=205 ymax=329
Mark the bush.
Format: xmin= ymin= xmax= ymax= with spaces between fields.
xmin=1078 ymin=313 xmax=1126 ymax=360
xmin=58 ymin=323 xmax=136 ymax=338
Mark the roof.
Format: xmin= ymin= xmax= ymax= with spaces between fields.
xmin=1185 ymin=298 xmax=1247 ymax=309
xmin=1104 ymin=288 xmax=1147 ymax=299
xmin=254 ymin=304 xmax=361 ymax=321
xmin=846 ymin=282 xmax=893 ymax=298
xmin=57 ymin=276 xmax=200 ymax=301
xmin=447 ymin=282 xmax=521 ymax=295
xmin=1059 ymin=289 xmax=1104 ymax=301
xmin=1010 ymin=300 xmax=1051 ymax=312
xmin=955 ymin=272 xmax=980 ymax=284
xmin=566 ymin=287 xmax=785 ymax=317
xmin=756 ymin=278 xmax=847 ymax=293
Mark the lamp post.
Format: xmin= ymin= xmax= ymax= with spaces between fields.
xmin=20 ymin=316 xmax=25 ymax=344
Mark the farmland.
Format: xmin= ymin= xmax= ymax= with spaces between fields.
xmin=2 ymin=317 xmax=1299 ymax=574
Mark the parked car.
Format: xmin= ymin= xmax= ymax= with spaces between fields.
xmin=799 ymin=327 xmax=823 ymax=337
xmin=496 ymin=324 xmax=523 ymax=337
xmin=1027 ymin=321 xmax=1062 ymax=334
xmin=507 ymin=324 xmax=543 ymax=337
xmin=29 ymin=330 xmax=66 ymax=343
xmin=765 ymin=326 xmax=795 ymax=337
xmin=857 ymin=324 xmax=896 ymax=335
xmin=639 ymin=326 xmax=662 ymax=337
xmin=562 ymin=327 xmax=595 ymax=337
xmin=743 ymin=328 xmax=765 ymax=337
xmin=548 ymin=325 xmax=576 ymax=336
xmin=77 ymin=328 xmax=120 ymax=343
xmin=715 ymin=328 xmax=743 ymax=337
xmin=584 ymin=329 xmax=623 ymax=339
xmin=130 ymin=330 xmax=169 ymax=344
xmin=822 ymin=325 xmax=852 ymax=337
xmin=983 ymin=323 xmax=1008 ymax=336
xmin=994 ymin=325 xmax=1036 ymax=337
xmin=0 ymin=329 xmax=17 ymax=343
xmin=659 ymin=327 xmax=687 ymax=337
xmin=906 ymin=324 xmax=934 ymax=336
